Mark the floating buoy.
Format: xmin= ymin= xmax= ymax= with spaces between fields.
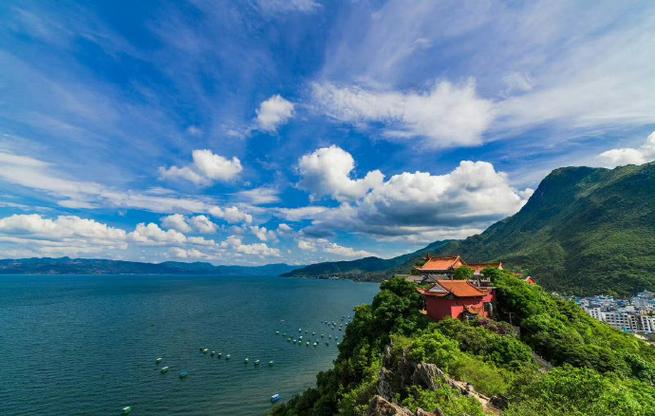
xmin=202 ymin=348 xmax=208 ymax=354
xmin=160 ymin=366 xmax=169 ymax=374
xmin=254 ymin=360 xmax=260 ymax=366
xmin=298 ymin=328 xmax=302 ymax=332
xmin=226 ymin=354 xmax=231 ymax=360
xmin=275 ymin=330 xmax=280 ymax=335
xmin=320 ymin=334 xmax=324 ymax=338
xmin=211 ymin=350 xmax=215 ymax=356
xmin=325 ymin=342 xmax=329 ymax=346
xmin=306 ymin=341 xmax=310 ymax=346
xmin=268 ymin=360 xmax=274 ymax=366
xmin=155 ymin=357 xmax=163 ymax=364
xmin=179 ymin=370 xmax=189 ymax=379
xmin=271 ymin=393 xmax=282 ymax=403
xmin=313 ymin=342 xmax=318 ymax=347
xmin=122 ymin=405 xmax=132 ymax=414
xmin=312 ymin=331 xmax=316 ymax=335
xmin=218 ymin=352 xmax=222 ymax=358
xmin=244 ymin=357 xmax=249 ymax=364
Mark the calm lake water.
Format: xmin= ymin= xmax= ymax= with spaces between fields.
xmin=0 ymin=274 xmax=379 ymax=416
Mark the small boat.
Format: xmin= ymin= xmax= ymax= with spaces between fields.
xmin=122 ymin=405 xmax=132 ymax=415
xmin=271 ymin=393 xmax=282 ymax=403
xmin=254 ymin=360 xmax=260 ymax=366
xmin=179 ymin=370 xmax=189 ymax=379
xmin=160 ymin=366 xmax=169 ymax=374
xmin=268 ymin=360 xmax=274 ymax=366
xmin=155 ymin=357 xmax=163 ymax=364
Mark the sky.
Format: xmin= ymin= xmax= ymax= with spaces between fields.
xmin=0 ymin=0 xmax=654 ymax=265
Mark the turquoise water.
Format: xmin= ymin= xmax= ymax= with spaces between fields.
xmin=0 ymin=274 xmax=378 ymax=415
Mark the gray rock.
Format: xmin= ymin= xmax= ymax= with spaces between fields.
xmin=368 ymin=395 xmax=414 ymax=416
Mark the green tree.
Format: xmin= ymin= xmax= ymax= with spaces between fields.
xmin=454 ymin=266 xmax=474 ymax=279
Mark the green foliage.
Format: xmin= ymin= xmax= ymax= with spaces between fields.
xmin=453 ymin=265 xmax=474 ymax=279
xmin=493 ymin=270 xmax=655 ymax=382
xmin=401 ymin=385 xmax=484 ymax=416
xmin=505 ymin=366 xmax=655 ymax=416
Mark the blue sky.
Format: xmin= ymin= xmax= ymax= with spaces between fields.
xmin=1 ymin=0 xmax=654 ymax=265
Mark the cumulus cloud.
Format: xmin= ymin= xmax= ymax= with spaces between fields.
xmin=596 ymin=132 xmax=655 ymax=168
xmin=159 ymin=149 xmax=242 ymax=186
xmin=129 ymin=223 xmax=187 ymax=245
xmin=273 ymin=206 xmax=329 ymax=222
xmin=161 ymin=213 xmax=192 ymax=233
xmin=249 ymin=225 xmax=277 ymax=242
xmin=255 ymin=95 xmax=294 ymax=132
xmin=190 ymin=215 xmax=217 ymax=234
xmin=312 ymin=80 xmax=494 ymax=148
xmin=208 ymin=206 xmax=253 ymax=224
xmin=296 ymin=238 xmax=374 ymax=259
xmin=220 ymin=235 xmax=280 ymax=257
xmin=292 ymin=158 xmax=532 ymax=243
xmin=298 ymin=145 xmax=384 ymax=201
xmin=0 ymin=214 xmax=127 ymax=244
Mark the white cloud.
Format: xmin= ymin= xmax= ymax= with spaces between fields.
xmin=161 ymin=213 xmax=192 ymax=233
xmin=273 ymin=206 xmax=329 ymax=222
xmin=236 ymin=187 xmax=280 ymax=205
xmin=208 ymin=206 xmax=253 ymax=224
xmin=297 ymin=238 xmax=374 ymax=259
xmin=298 ymin=159 xmax=532 ymax=243
xmin=220 ymin=235 xmax=280 ymax=257
xmin=298 ymin=145 xmax=384 ymax=201
xmin=257 ymin=0 xmax=321 ymax=14
xmin=190 ymin=215 xmax=217 ymax=234
xmin=129 ymin=223 xmax=187 ymax=245
xmin=249 ymin=225 xmax=277 ymax=242
xmin=0 ymin=214 xmax=127 ymax=243
xmin=276 ymin=223 xmax=293 ymax=235
xmin=159 ymin=149 xmax=242 ymax=186
xmin=255 ymin=95 xmax=294 ymax=132
xmin=596 ymin=132 xmax=655 ymax=168
xmin=0 ymin=151 xmax=210 ymax=213
xmin=312 ymin=80 xmax=494 ymax=148
xmin=168 ymin=247 xmax=212 ymax=260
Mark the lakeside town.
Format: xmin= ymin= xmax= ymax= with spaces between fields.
xmin=576 ymin=291 xmax=655 ymax=338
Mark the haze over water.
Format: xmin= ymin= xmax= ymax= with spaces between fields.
xmin=0 ymin=274 xmax=378 ymax=416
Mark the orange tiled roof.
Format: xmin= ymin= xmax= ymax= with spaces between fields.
xmin=432 ymin=279 xmax=487 ymax=297
xmin=418 ymin=280 xmax=488 ymax=298
xmin=415 ymin=255 xmax=464 ymax=272
xmin=468 ymin=262 xmax=503 ymax=274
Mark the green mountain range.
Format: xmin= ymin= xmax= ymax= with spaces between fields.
xmin=0 ymin=257 xmax=301 ymax=276
xmin=285 ymin=162 xmax=655 ymax=296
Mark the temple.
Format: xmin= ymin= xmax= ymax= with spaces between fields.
xmin=417 ymin=279 xmax=495 ymax=320
xmin=412 ymin=255 xmax=504 ymax=321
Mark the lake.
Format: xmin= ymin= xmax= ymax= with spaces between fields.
xmin=0 ymin=274 xmax=379 ymax=415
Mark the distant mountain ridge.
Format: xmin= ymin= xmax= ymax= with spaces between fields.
xmin=285 ymin=162 xmax=655 ymax=296
xmin=0 ymin=257 xmax=301 ymax=276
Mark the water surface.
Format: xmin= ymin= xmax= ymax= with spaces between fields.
xmin=0 ymin=274 xmax=378 ymax=415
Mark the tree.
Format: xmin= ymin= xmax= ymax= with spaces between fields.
xmin=454 ymin=266 xmax=474 ymax=279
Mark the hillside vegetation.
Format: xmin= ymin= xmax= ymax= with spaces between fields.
xmin=285 ymin=162 xmax=655 ymax=296
xmin=271 ymin=272 xmax=655 ymax=416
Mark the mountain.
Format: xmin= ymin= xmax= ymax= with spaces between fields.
xmin=285 ymin=162 xmax=655 ymax=295
xmin=0 ymin=257 xmax=301 ymax=276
